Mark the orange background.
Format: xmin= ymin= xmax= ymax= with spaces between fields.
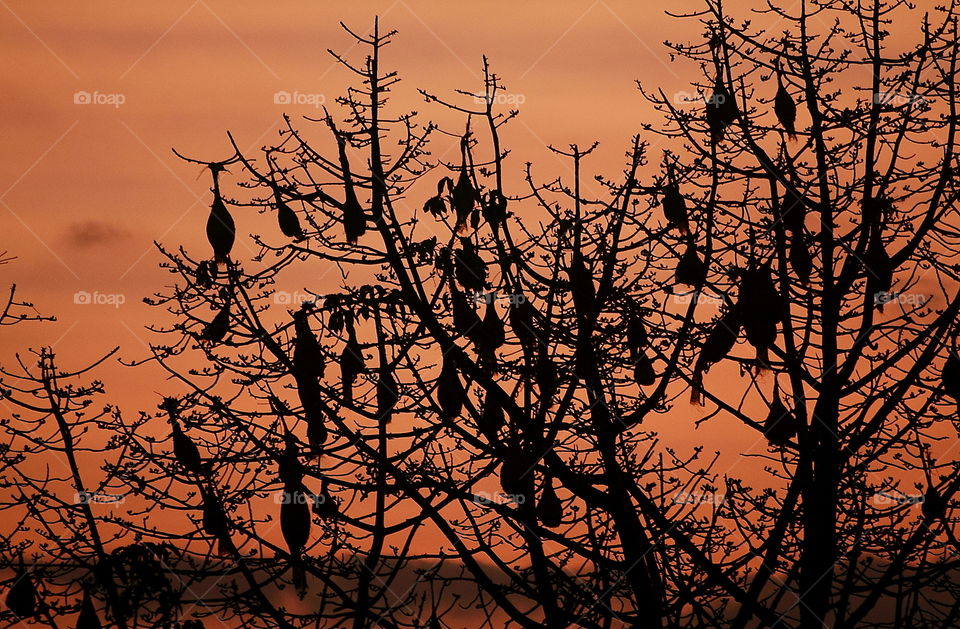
xmin=0 ymin=0 xmax=941 ymax=496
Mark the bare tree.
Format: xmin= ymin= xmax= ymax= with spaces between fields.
xmin=5 ymin=1 xmax=960 ymax=628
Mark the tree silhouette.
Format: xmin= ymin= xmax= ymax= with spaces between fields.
xmin=4 ymin=1 xmax=960 ymax=628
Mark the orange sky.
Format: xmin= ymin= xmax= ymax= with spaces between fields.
xmin=0 ymin=1 xmax=696 ymax=401
xmin=0 ymin=0 xmax=944 ymax=483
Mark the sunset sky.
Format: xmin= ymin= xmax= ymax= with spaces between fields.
xmin=4 ymin=3 xmax=958 ymax=628
xmin=0 ymin=1 xmax=698 ymax=402
xmin=0 ymin=0 xmax=939 ymax=465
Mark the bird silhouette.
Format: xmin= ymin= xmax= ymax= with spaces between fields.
xmin=738 ymin=264 xmax=784 ymax=369
xmin=201 ymin=300 xmax=231 ymax=343
xmin=285 ymin=376 xmax=327 ymax=453
xmin=478 ymin=393 xmax=505 ymax=441
xmin=922 ymin=485 xmax=948 ymax=525
xmin=452 ymin=134 xmax=477 ymax=233
xmin=338 ymin=318 xmax=365 ymax=406
xmin=5 ymin=556 xmax=37 ymax=618
xmin=454 ymin=238 xmax=487 ymax=293
xmin=864 ymin=223 xmax=893 ymax=312
xmin=280 ymin=479 xmax=311 ymax=594
xmin=568 ymin=247 xmax=596 ymax=319
xmin=662 ymin=166 xmax=690 ymax=235
xmin=691 ymin=299 xmax=742 ymax=405
xmin=675 ymin=241 xmax=707 ymax=287
xmin=201 ymin=491 xmax=235 ymax=555
xmin=76 ymin=589 xmax=102 ymax=629
xmin=774 ymin=58 xmax=797 ymax=140
xmin=293 ymin=307 xmax=325 ymax=384
xmin=275 ymin=192 xmax=305 ymax=241
xmin=763 ymin=380 xmax=800 ymax=446
xmin=334 ymin=132 xmax=367 ymax=244
xmin=171 ymin=417 xmax=205 ymax=476
xmin=436 ymin=355 xmax=465 ymax=419
xmin=205 ymin=166 xmax=235 ymax=269
xmin=536 ymin=476 xmax=563 ymax=528
xmin=706 ymin=61 xmax=738 ymax=142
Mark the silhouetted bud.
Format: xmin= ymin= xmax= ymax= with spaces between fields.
xmin=537 ymin=478 xmax=563 ymax=528
xmin=763 ymin=388 xmax=799 ymax=446
xmin=922 ymin=485 xmax=947 ymax=524
xmin=774 ymin=61 xmax=797 ymax=140
xmin=171 ymin=420 xmax=205 ymax=475
xmin=661 ymin=183 xmax=689 ymax=235
xmin=454 ymin=239 xmax=487 ymax=293
xmin=201 ymin=301 xmax=231 ymax=343
xmin=568 ymin=251 xmax=596 ymax=318
xmin=293 ymin=307 xmax=325 ymax=383
xmin=705 ymin=65 xmax=737 ymax=142
xmin=276 ymin=194 xmax=305 ymax=241
xmin=76 ymin=589 xmax=102 ymax=629
xmin=5 ymin=566 xmax=37 ymax=618
xmin=436 ymin=356 xmax=465 ymax=419
xmin=675 ymin=243 xmax=707 ymax=287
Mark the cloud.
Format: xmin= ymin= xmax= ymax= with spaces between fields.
xmin=64 ymin=220 xmax=130 ymax=249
